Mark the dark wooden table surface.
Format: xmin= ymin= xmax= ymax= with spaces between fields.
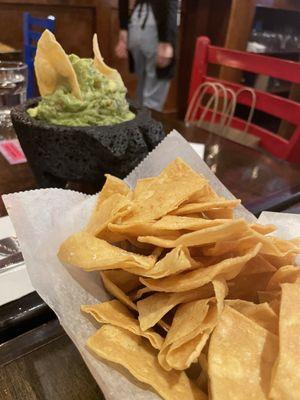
xmin=0 ymin=320 xmax=104 ymax=400
xmin=1 ymin=111 xmax=300 ymax=399
xmin=282 ymin=200 xmax=300 ymax=214
xmin=153 ymin=112 xmax=300 ymax=215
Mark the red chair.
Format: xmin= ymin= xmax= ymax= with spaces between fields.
xmin=187 ymin=36 xmax=300 ymax=163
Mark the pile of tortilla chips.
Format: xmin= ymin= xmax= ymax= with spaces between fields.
xmin=58 ymin=158 xmax=300 ymax=400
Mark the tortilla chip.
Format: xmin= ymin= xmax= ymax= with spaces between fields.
xmin=159 ymin=280 xmax=227 ymax=371
xmin=269 ymin=283 xmax=300 ymax=400
xmin=93 ymin=174 xmax=131 ymax=211
xmin=158 ymin=157 xmax=206 ymax=181
xmin=58 ymin=231 xmax=155 ymax=272
xmin=159 ymin=320 xmax=171 ymax=332
xmin=250 ymin=223 xmax=277 ymax=235
xmin=224 ymin=254 xmax=275 ymax=300
xmin=166 ymin=332 xmax=212 ymax=372
xmin=35 ymin=29 xmax=81 ymax=99
xmin=93 ymin=34 xmax=124 ymax=85
xmin=100 ymin=270 xmax=140 ymax=293
xmin=101 ymin=277 xmax=169 ymax=336
xmin=101 ymin=271 xmax=137 ymax=311
xmin=137 ymin=285 xmax=214 ymax=331
xmin=199 ymin=352 xmax=209 ymax=375
xmin=153 ymin=216 xmax=229 ymax=231
xmin=82 ymin=300 xmax=163 ymax=349
xmin=243 ymin=255 xmax=277 ymax=274
xmin=202 ymin=234 xmax=259 ymax=257
xmin=213 ymin=279 xmax=228 ymax=313
xmin=258 ymin=290 xmax=281 ymax=304
xmin=171 ymin=199 xmax=240 ymax=216
xmin=138 ymin=246 xmax=199 ymax=279
xmin=86 ymin=174 xmax=132 ymax=240
xmin=87 ymin=325 xmax=207 ymax=400
xmin=228 ymin=272 xmax=274 ymax=302
xmin=120 ymin=158 xmax=208 ymax=224
xmin=226 ymin=300 xmax=278 ymax=335
xmin=290 ymin=236 xmax=300 ymax=246
xmin=133 ymin=177 xmax=157 ymax=199
xmin=86 ymin=193 xmax=131 ymax=239
xmin=263 ymin=253 xmax=296 ymax=269
xmin=125 ymin=236 xmax=155 ymax=252
xmin=141 ymin=244 xmax=261 ymax=292
xmin=224 ymin=255 xmax=275 ymax=302
xmin=158 ymin=298 xmax=214 ymax=371
xmin=256 ymin=263 xmax=299 ymax=311
xmin=132 ymin=286 xmax=153 ymax=301
xmin=186 ymin=364 xmax=202 ymax=384
xmin=109 ymin=221 xmax=174 ymax=238
xmin=188 ymin=184 xmax=219 ymax=203
xmin=266 ymin=265 xmax=300 ymax=290
xmin=197 ymin=353 xmax=209 ymax=394
xmin=138 ymin=219 xmax=249 ymax=248
xmin=109 ymin=216 xmax=229 ymax=237
xmin=270 ymin=236 xmax=300 ymax=254
xmin=202 ymin=208 xmax=234 ymax=219
xmin=215 ymin=235 xmax=290 ymax=261
xmin=248 ymin=230 xmax=300 ymax=257
xmin=205 ymin=228 xmax=297 ymax=258
xmin=268 ymin=299 xmax=280 ymax=315
xmin=208 ymin=306 xmax=278 ymax=400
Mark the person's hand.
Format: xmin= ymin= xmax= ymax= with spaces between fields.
xmin=156 ymin=42 xmax=173 ymax=68
xmin=115 ymin=30 xmax=128 ymax=59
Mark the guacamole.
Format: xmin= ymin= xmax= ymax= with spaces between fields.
xmin=28 ymin=54 xmax=135 ymax=126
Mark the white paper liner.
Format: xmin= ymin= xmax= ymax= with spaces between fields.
xmin=2 ymin=130 xmax=300 ymax=399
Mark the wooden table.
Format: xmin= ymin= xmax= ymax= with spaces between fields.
xmin=282 ymin=200 xmax=300 ymax=214
xmin=1 ymin=111 xmax=300 ymax=399
xmin=0 ymin=159 xmax=36 ymax=217
xmin=0 ymin=320 xmax=104 ymax=400
xmin=153 ymin=112 xmax=300 ymax=216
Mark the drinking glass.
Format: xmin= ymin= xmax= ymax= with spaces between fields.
xmin=0 ymin=61 xmax=28 ymax=138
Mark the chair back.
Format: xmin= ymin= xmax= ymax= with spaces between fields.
xmin=187 ymin=36 xmax=300 ymax=163
xmin=23 ymin=12 xmax=55 ymax=98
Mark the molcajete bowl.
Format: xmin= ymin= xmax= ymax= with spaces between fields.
xmin=11 ymin=99 xmax=165 ymax=188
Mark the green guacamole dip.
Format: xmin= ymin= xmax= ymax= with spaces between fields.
xmin=28 ymin=54 xmax=135 ymax=126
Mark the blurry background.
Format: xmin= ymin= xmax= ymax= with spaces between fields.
xmin=1 ymin=0 xmax=300 ymax=128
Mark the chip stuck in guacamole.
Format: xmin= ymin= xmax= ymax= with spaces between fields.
xmin=28 ymin=30 xmax=134 ymax=126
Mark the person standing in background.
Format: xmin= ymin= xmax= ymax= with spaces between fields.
xmin=115 ymin=0 xmax=178 ymax=111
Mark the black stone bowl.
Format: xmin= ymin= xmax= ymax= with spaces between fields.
xmin=11 ymin=99 xmax=165 ymax=188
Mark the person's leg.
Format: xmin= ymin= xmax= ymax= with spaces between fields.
xmin=131 ymin=48 xmax=146 ymax=105
xmin=128 ymin=23 xmax=146 ymax=105
xmin=141 ymin=19 xmax=171 ymax=111
xmin=143 ymin=68 xmax=170 ymax=111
